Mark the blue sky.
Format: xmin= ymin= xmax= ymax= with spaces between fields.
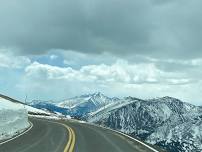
xmin=1 ymin=0 xmax=202 ymax=105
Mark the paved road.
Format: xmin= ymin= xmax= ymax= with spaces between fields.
xmin=0 ymin=118 xmax=68 ymax=152
xmin=0 ymin=118 xmax=159 ymax=152
xmin=64 ymin=120 xmax=158 ymax=152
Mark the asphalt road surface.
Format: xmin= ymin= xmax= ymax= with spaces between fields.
xmin=64 ymin=120 xmax=158 ymax=152
xmin=0 ymin=118 xmax=159 ymax=152
xmin=0 ymin=118 xmax=68 ymax=152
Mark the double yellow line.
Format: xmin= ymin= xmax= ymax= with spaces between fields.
xmin=61 ymin=123 xmax=76 ymax=152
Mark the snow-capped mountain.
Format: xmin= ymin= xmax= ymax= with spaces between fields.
xmin=28 ymin=93 xmax=202 ymax=152
xmin=58 ymin=92 xmax=120 ymax=117
xmin=90 ymin=96 xmax=202 ymax=152
xmin=29 ymin=100 xmax=70 ymax=116
xmin=30 ymin=92 xmax=120 ymax=117
xmin=88 ymin=96 xmax=142 ymax=122
xmin=58 ymin=92 xmax=119 ymax=111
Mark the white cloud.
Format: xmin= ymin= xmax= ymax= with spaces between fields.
xmin=25 ymin=62 xmax=76 ymax=79
xmin=0 ymin=49 xmax=31 ymax=69
xmin=25 ymin=60 xmax=192 ymax=85
xmin=61 ymin=50 xmax=118 ymax=68
xmin=9 ymin=59 xmax=199 ymax=105
xmin=142 ymin=56 xmax=202 ymax=66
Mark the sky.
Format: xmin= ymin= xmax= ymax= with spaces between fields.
xmin=0 ymin=0 xmax=202 ymax=105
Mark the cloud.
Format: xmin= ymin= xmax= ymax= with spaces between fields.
xmin=1 ymin=0 xmax=202 ymax=105
xmin=61 ymin=50 xmax=121 ymax=69
xmin=0 ymin=0 xmax=202 ymax=59
xmin=24 ymin=60 xmax=193 ymax=85
xmin=0 ymin=49 xmax=31 ymax=69
xmin=14 ymin=60 xmax=199 ymax=104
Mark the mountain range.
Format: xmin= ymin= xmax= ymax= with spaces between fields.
xmin=29 ymin=93 xmax=202 ymax=152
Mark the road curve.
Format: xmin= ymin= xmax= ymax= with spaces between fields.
xmin=0 ymin=118 xmax=69 ymax=152
xmin=0 ymin=118 xmax=160 ymax=152
xmin=63 ymin=119 xmax=159 ymax=152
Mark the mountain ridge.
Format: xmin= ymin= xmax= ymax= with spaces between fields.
xmin=29 ymin=93 xmax=202 ymax=152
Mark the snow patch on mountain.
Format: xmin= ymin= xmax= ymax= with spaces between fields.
xmin=88 ymin=97 xmax=141 ymax=122
xmin=90 ymin=96 xmax=202 ymax=152
xmin=58 ymin=92 xmax=116 ymax=107
xmin=60 ymin=92 xmax=120 ymax=117
xmin=29 ymin=100 xmax=69 ymax=116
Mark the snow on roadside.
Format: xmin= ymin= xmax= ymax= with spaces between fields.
xmin=25 ymin=104 xmax=69 ymax=119
xmin=28 ymin=113 xmax=71 ymax=120
xmin=0 ymin=97 xmax=30 ymax=141
xmin=25 ymin=105 xmax=51 ymax=115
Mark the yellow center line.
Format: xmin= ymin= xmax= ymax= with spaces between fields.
xmin=69 ymin=127 xmax=76 ymax=152
xmin=61 ymin=123 xmax=76 ymax=152
xmin=63 ymin=125 xmax=72 ymax=152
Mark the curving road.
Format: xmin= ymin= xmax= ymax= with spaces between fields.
xmin=0 ymin=118 xmax=160 ymax=152
xmin=0 ymin=118 xmax=68 ymax=152
xmin=64 ymin=120 xmax=159 ymax=152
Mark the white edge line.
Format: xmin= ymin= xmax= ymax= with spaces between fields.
xmin=0 ymin=121 xmax=33 ymax=145
xmin=102 ymin=126 xmax=160 ymax=152
xmin=75 ymin=120 xmax=160 ymax=152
